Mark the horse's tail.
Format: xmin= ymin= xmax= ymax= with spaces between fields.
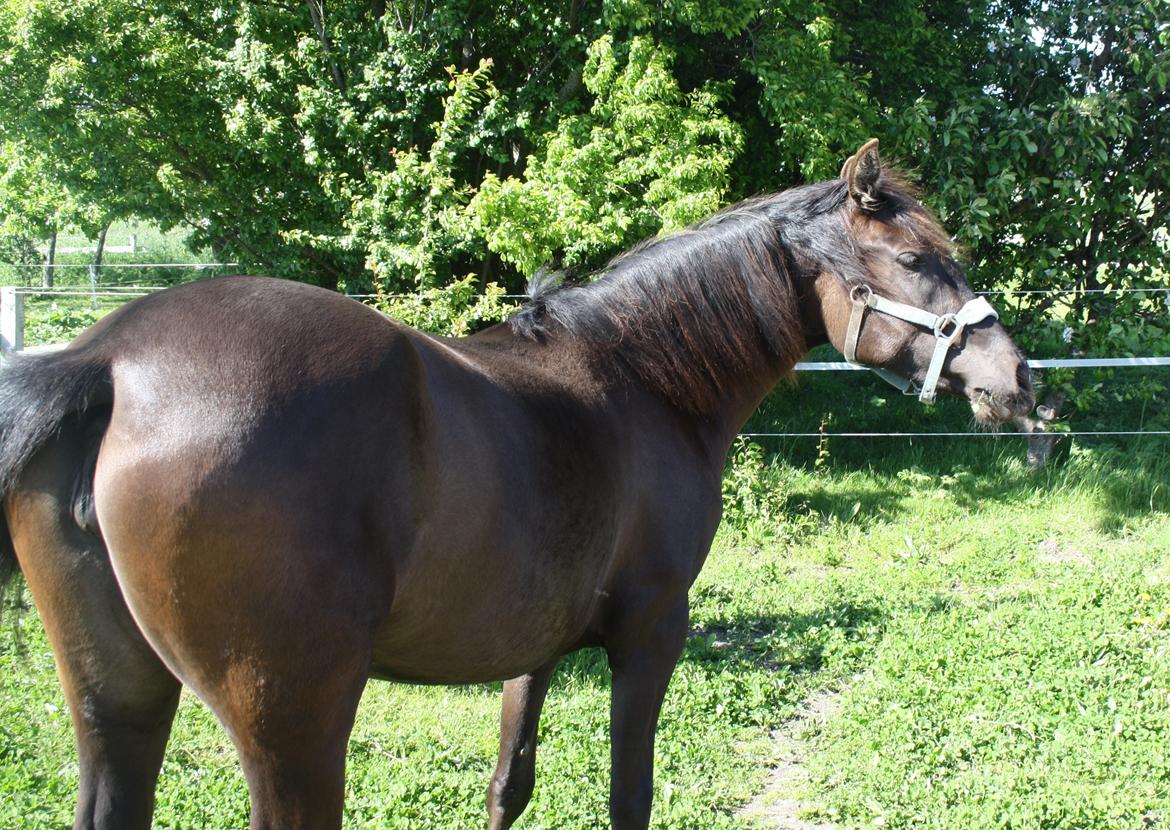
xmin=0 ymin=348 xmax=112 ymax=605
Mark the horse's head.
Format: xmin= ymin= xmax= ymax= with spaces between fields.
xmin=801 ymin=139 xmax=1034 ymax=424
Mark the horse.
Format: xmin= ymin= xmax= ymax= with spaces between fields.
xmin=0 ymin=140 xmax=1033 ymax=829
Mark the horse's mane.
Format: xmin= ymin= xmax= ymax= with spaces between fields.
xmin=508 ymin=174 xmax=951 ymax=412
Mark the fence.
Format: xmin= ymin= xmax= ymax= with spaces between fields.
xmin=2 ymin=280 xmax=1168 ymax=443
xmin=0 ymin=261 xmax=241 ymax=293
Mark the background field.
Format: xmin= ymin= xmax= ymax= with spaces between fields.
xmin=3 ymin=377 xmax=1167 ymax=829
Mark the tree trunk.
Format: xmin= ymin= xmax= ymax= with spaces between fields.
xmin=91 ymin=221 xmax=111 ymax=304
xmin=43 ymin=228 xmax=57 ymax=288
xmin=94 ymin=222 xmax=110 ymax=270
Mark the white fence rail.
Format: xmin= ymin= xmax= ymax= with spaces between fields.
xmin=3 ymin=283 xmax=1168 ymax=442
xmin=795 ymin=357 xmax=1170 ymax=371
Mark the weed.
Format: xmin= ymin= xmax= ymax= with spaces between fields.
xmin=722 ymin=438 xmax=787 ymax=544
xmin=813 ymin=417 xmax=832 ymax=473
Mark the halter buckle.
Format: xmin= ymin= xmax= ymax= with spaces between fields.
xmin=849 ymin=283 xmax=872 ymax=306
xmin=933 ymin=313 xmax=960 ymax=342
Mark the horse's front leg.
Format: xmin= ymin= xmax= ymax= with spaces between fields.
xmin=486 ymin=659 xmax=559 ymax=829
xmin=606 ymin=597 xmax=689 ymax=830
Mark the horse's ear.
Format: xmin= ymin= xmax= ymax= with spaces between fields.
xmin=840 ymin=138 xmax=882 ymax=212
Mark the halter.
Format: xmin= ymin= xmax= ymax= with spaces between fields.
xmin=843 ymin=284 xmax=1000 ymax=404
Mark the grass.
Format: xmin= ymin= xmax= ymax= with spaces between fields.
xmin=796 ymin=448 xmax=1170 ymax=830
xmin=1 ymin=378 xmax=1169 ymax=828
xmin=3 ymin=442 xmax=1168 ymax=827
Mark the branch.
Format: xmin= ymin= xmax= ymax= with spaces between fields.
xmin=305 ymin=0 xmax=348 ymax=94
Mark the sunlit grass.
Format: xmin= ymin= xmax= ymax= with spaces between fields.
xmin=2 ymin=418 xmax=1168 ymax=828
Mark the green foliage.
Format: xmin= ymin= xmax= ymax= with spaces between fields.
xmin=374 ymin=276 xmax=517 ymax=336
xmin=880 ymin=0 xmax=1170 ymax=405
xmin=0 ymin=140 xmax=104 ymax=268
xmin=22 ymin=303 xmax=98 ymax=346
xmin=473 ymin=35 xmax=743 ymax=274
xmin=0 ymin=0 xmax=1166 ymax=416
xmin=721 ymin=438 xmax=787 ymax=544
xmin=326 ymin=59 xmax=505 ymax=290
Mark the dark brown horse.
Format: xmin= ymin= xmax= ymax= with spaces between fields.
xmin=0 ymin=141 xmax=1032 ymax=829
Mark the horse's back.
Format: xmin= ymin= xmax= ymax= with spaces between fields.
xmin=89 ymin=277 xmax=422 ymax=555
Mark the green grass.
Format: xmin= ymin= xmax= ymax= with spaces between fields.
xmin=791 ymin=448 xmax=1170 ymax=829
xmin=2 ymin=385 xmax=1169 ymax=827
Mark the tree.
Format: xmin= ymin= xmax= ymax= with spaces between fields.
xmin=0 ymin=139 xmax=106 ymax=286
xmin=0 ymin=0 xmax=1164 ymax=382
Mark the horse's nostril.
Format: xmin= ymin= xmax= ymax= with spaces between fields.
xmin=1016 ymin=360 xmax=1032 ymax=391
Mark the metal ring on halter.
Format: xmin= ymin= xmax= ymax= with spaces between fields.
xmin=933 ymin=313 xmax=959 ymax=340
xmin=849 ymin=283 xmax=872 ymax=305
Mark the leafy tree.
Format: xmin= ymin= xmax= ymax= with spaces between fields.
xmin=473 ymin=35 xmax=744 ymax=274
xmin=880 ymin=0 xmax=1170 ymax=410
xmin=0 ymin=140 xmax=108 ymax=285
xmin=0 ymin=141 xmax=58 ymax=271
xmin=0 ymin=0 xmax=1164 ymax=404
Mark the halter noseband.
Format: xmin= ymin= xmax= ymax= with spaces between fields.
xmin=842 ymin=284 xmax=999 ymax=404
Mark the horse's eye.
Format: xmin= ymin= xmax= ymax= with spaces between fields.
xmin=897 ymin=252 xmax=923 ymax=270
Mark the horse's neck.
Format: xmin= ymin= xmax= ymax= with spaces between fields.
xmin=681 ymin=265 xmax=831 ymax=457
xmin=694 ymin=359 xmax=788 ymax=456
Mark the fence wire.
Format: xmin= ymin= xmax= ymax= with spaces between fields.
xmin=6 ymin=280 xmax=1168 ymax=442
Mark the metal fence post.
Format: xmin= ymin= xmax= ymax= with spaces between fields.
xmin=88 ymin=263 xmax=99 ymax=309
xmin=1 ymin=287 xmax=24 ymax=353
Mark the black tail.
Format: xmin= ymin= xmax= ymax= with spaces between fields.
xmin=0 ymin=349 xmax=112 ymax=602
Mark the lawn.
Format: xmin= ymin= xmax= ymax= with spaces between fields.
xmin=2 ymin=392 xmax=1169 ymax=828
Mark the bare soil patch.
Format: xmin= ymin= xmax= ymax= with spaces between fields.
xmin=738 ymin=688 xmax=840 ymax=829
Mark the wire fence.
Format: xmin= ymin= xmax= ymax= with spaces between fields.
xmin=742 ymin=431 xmax=1170 ymax=439
xmin=3 ymin=272 xmax=1168 ymax=442
xmin=4 ymin=262 xmax=240 ymax=269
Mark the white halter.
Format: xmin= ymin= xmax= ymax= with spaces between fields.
xmin=843 ymin=284 xmax=1000 ymax=404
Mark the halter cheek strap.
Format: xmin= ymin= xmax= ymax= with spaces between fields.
xmin=843 ymin=284 xmax=999 ymax=404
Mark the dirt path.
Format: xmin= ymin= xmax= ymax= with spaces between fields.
xmin=737 ymin=688 xmax=841 ymax=829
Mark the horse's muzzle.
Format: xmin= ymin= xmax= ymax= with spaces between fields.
xmin=970 ymin=358 xmax=1035 ymax=424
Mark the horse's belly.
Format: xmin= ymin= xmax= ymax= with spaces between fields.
xmin=368 ymin=539 xmax=613 ymax=684
xmin=368 ymin=611 xmax=593 ymax=684
xmin=369 ymin=618 xmax=585 ymax=685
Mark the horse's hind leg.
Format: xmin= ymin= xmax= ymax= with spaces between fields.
xmin=93 ymin=501 xmax=374 ymax=829
xmin=6 ymin=425 xmax=181 ymax=830
xmin=487 ymin=659 xmax=559 ymax=830
xmin=218 ymin=664 xmax=368 ymax=830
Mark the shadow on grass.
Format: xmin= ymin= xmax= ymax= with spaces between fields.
xmin=764 ymin=433 xmax=1168 ymax=536
xmin=545 ymin=601 xmax=887 ymax=694
xmin=686 ymin=602 xmax=886 ymax=676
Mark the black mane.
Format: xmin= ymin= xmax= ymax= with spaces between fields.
xmin=508 ymin=175 xmax=950 ymax=413
xmin=508 ymin=182 xmax=843 ymax=412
